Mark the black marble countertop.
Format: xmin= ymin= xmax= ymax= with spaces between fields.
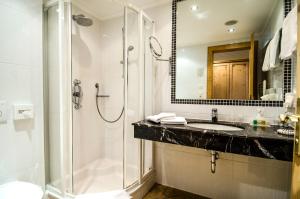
xmin=133 ymin=119 xmax=294 ymax=162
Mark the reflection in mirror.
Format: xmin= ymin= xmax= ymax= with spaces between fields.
xmin=176 ymin=0 xmax=285 ymax=101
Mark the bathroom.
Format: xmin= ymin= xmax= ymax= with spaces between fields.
xmin=0 ymin=0 xmax=298 ymax=198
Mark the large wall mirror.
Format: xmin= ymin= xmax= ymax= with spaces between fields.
xmin=171 ymin=0 xmax=295 ymax=106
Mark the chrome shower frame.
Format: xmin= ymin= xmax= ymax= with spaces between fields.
xmin=43 ymin=0 xmax=155 ymax=198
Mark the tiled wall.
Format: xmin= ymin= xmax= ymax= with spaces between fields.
xmin=0 ymin=0 xmax=45 ymax=187
xmin=145 ymin=2 xmax=291 ymax=198
xmin=71 ymin=5 xmax=141 ymax=172
xmin=71 ymin=6 xmax=124 ymax=169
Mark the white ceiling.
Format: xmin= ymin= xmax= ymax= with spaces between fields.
xmin=177 ymin=0 xmax=281 ymax=47
xmin=72 ymin=0 xmax=171 ymax=20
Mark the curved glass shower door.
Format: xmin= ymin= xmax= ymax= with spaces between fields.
xmin=45 ymin=0 xmax=153 ymax=197
xmin=71 ymin=1 xmax=140 ymax=194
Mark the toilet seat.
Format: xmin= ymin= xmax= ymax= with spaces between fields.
xmin=0 ymin=181 xmax=44 ymax=199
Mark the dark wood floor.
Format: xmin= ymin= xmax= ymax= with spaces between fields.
xmin=143 ymin=184 xmax=211 ymax=199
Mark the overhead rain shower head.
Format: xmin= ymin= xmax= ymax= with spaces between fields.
xmin=72 ymin=14 xmax=93 ymax=27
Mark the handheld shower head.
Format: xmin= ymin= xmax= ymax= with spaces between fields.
xmin=119 ymin=46 xmax=135 ymax=65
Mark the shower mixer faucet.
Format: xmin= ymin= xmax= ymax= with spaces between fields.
xmin=72 ymin=79 xmax=83 ymax=110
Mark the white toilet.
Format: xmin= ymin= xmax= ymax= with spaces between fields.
xmin=0 ymin=181 xmax=44 ymax=199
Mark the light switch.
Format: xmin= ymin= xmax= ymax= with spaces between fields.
xmin=0 ymin=101 xmax=8 ymax=123
xmin=13 ymin=104 xmax=34 ymax=120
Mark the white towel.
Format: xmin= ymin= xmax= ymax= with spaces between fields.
xmin=161 ymin=117 xmax=187 ymax=125
xmin=280 ymin=6 xmax=297 ymax=59
xmin=260 ymin=93 xmax=278 ymax=101
xmin=146 ymin=112 xmax=176 ymax=123
xmin=269 ymin=30 xmax=281 ymax=69
xmin=262 ymin=29 xmax=281 ymax=71
xmin=262 ymin=44 xmax=271 ymax=71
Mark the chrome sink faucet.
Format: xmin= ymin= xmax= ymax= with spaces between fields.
xmin=212 ymin=108 xmax=218 ymax=123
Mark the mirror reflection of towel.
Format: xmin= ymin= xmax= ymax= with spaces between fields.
xmin=262 ymin=30 xmax=281 ymax=72
xmin=280 ymin=6 xmax=297 ymax=59
xmin=262 ymin=44 xmax=270 ymax=71
xmin=269 ymin=30 xmax=281 ymax=69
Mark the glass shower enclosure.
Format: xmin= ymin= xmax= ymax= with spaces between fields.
xmin=44 ymin=0 xmax=154 ymax=197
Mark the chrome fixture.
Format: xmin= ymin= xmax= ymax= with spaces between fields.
xmin=149 ymin=36 xmax=172 ymax=75
xmin=212 ymin=108 xmax=218 ymax=123
xmin=128 ymin=45 xmax=134 ymax=51
xmin=72 ymin=14 xmax=93 ymax=26
xmin=95 ymin=83 xmax=124 ymax=123
xmin=72 ymin=79 xmax=83 ymax=110
xmin=279 ymin=112 xmax=300 ymax=124
xmin=211 ymin=151 xmax=219 ymax=174
xmin=120 ymin=45 xmax=135 ymax=65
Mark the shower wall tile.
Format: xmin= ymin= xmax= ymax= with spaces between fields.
xmin=72 ymin=6 xmax=125 ymax=171
xmin=72 ymin=6 xmax=106 ymax=170
xmin=0 ymin=0 xmax=44 ymax=187
xmin=145 ymin=2 xmax=291 ymax=198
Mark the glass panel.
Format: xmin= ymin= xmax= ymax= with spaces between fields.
xmin=125 ymin=8 xmax=140 ymax=187
xmin=46 ymin=3 xmax=63 ymax=190
xmin=45 ymin=0 xmax=72 ymax=194
xmin=71 ymin=0 xmax=124 ymax=194
xmin=143 ymin=17 xmax=154 ymax=176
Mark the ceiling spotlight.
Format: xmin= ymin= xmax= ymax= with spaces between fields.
xmin=225 ymin=20 xmax=238 ymax=26
xmin=227 ymin=27 xmax=236 ymax=33
xmin=191 ymin=5 xmax=199 ymax=11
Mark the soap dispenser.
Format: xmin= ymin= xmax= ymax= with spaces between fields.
xmin=252 ymin=109 xmax=267 ymax=127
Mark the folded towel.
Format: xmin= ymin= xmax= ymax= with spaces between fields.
xmin=260 ymin=93 xmax=278 ymax=101
xmin=161 ymin=117 xmax=187 ymax=125
xmin=146 ymin=113 xmax=176 ymax=123
xmin=280 ymin=6 xmax=297 ymax=59
xmin=285 ymin=92 xmax=295 ymax=108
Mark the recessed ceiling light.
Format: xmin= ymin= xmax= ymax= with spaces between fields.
xmin=191 ymin=5 xmax=199 ymax=11
xmin=225 ymin=20 xmax=238 ymax=26
xmin=227 ymin=27 xmax=236 ymax=33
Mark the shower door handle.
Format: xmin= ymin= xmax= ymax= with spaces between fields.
xmin=72 ymin=79 xmax=83 ymax=110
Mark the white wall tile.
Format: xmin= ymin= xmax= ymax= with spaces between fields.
xmin=0 ymin=0 xmax=44 ymax=187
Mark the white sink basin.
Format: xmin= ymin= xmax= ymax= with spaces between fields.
xmin=187 ymin=123 xmax=244 ymax=131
